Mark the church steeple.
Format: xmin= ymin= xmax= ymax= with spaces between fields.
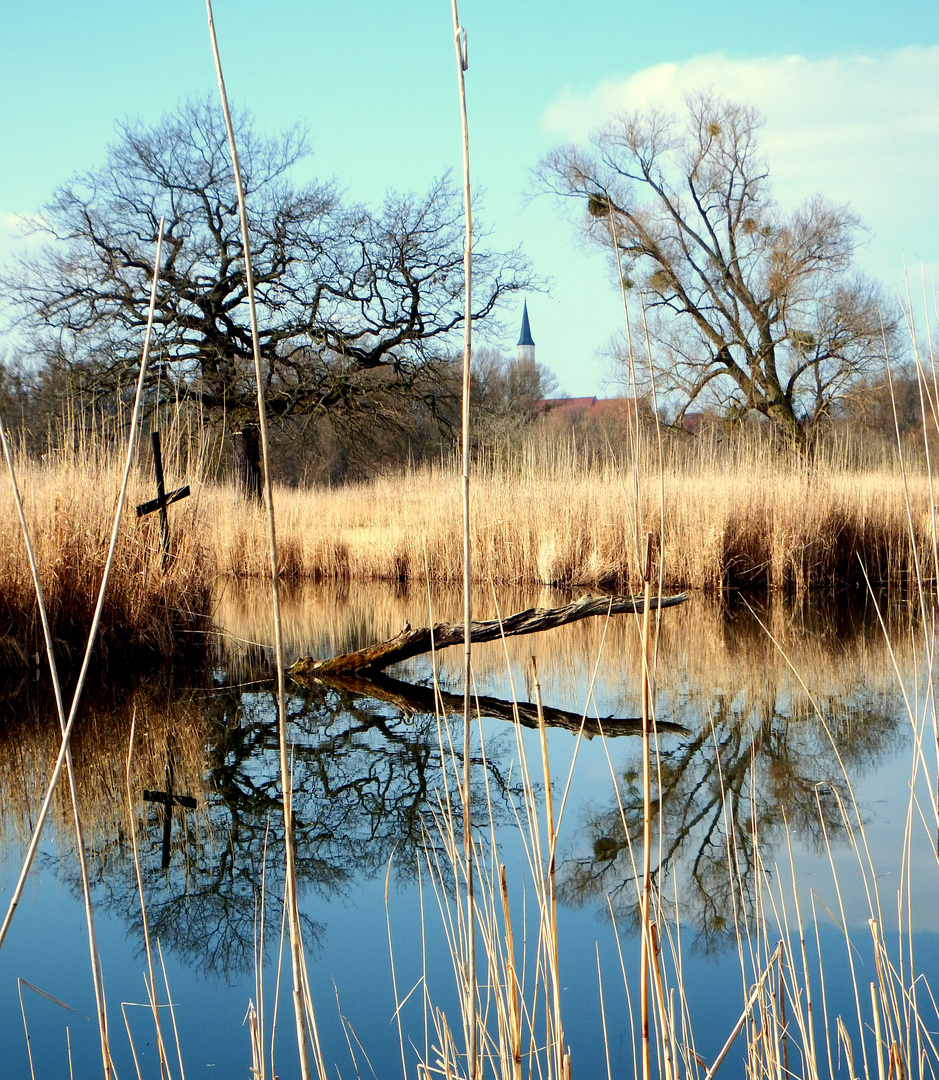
xmin=517 ymin=300 xmax=535 ymax=364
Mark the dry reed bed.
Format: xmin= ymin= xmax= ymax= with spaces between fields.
xmin=1 ymin=446 xmax=930 ymax=671
xmin=205 ymin=460 xmax=934 ymax=592
xmin=0 ymin=449 xmax=212 ymax=668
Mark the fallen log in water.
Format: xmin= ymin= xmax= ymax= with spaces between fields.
xmin=288 ymin=591 xmax=688 ymax=676
xmin=296 ymin=670 xmax=687 ymax=739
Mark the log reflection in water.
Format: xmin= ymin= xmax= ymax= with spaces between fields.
xmin=302 ymin=670 xmax=687 ymax=739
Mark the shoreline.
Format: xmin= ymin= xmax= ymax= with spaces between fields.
xmin=1 ymin=453 xmax=934 ymax=670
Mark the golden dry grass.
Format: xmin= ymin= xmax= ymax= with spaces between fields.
xmin=1 ymin=429 xmax=931 ymax=669
xmin=0 ymin=438 xmax=212 ymax=668
xmin=204 ymin=448 xmax=932 ymax=593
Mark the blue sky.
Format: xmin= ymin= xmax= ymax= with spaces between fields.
xmin=1 ymin=0 xmax=937 ymax=395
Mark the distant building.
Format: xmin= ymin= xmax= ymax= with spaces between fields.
xmin=534 ymin=396 xmax=598 ymax=418
xmin=517 ymin=305 xmax=645 ymax=425
xmin=534 ymin=397 xmax=644 ymax=422
xmin=517 ymin=301 xmax=535 ymax=365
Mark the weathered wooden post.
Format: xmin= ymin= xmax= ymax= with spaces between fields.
xmin=136 ymin=430 xmax=190 ymax=565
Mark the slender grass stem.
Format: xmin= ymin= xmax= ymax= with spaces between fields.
xmin=0 ymin=220 xmax=164 ymax=966
xmin=204 ymin=5 xmax=316 ymax=1077
xmin=124 ymin=715 xmax=172 ymax=1080
xmin=0 ymin=417 xmax=116 ymax=1079
xmin=449 ymin=4 xmax=477 ymax=1077
xmin=639 ymin=531 xmax=654 ymax=1080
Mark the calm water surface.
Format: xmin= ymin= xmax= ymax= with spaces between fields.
xmin=0 ymin=584 xmax=936 ymax=1079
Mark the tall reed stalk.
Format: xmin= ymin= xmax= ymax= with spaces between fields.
xmin=204 ymin=4 xmax=320 ymax=1077
xmin=124 ymin=717 xmax=173 ymax=1080
xmin=450 ymin=4 xmax=478 ymax=1077
xmin=638 ymin=531 xmax=654 ymax=1080
xmin=606 ymin=196 xmax=673 ymax=1080
xmin=0 ymin=418 xmax=114 ymax=1079
xmin=0 ymin=219 xmax=165 ymax=1080
xmin=0 ymin=221 xmax=164 ymax=961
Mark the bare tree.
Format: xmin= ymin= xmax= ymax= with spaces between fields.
xmin=2 ymin=98 xmax=530 ymax=466
xmin=469 ymin=346 xmax=557 ymax=448
xmin=539 ymin=93 xmax=896 ymax=448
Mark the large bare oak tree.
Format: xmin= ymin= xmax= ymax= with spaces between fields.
xmin=3 ymin=98 xmax=530 ymax=464
xmin=539 ymin=93 xmax=895 ymax=448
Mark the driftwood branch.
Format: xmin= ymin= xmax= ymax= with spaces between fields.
xmin=288 ymin=592 xmax=688 ymax=676
xmin=299 ymin=670 xmax=687 ymax=740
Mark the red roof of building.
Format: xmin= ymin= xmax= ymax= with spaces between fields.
xmin=534 ymin=397 xmax=597 ymax=414
xmin=534 ymin=397 xmax=640 ymax=418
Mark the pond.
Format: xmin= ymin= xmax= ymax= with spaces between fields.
xmin=0 ymin=582 xmax=937 ymax=1079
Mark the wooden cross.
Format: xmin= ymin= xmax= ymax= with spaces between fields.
xmin=143 ymin=757 xmax=197 ymax=869
xmin=136 ymin=430 xmax=190 ymax=563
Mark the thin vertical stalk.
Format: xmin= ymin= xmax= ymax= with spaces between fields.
xmin=605 ymin=193 xmax=643 ymax=566
xmin=871 ymin=982 xmax=886 ymax=1080
xmin=533 ymin=656 xmax=566 ymax=1075
xmin=125 ymin=716 xmax=172 ymax=1080
xmin=639 ymin=530 xmax=654 ymax=1080
xmin=449 ymin=4 xmax=477 ymax=1078
xmin=204 ymin=5 xmax=315 ymax=1078
xmin=0 ymin=220 xmax=164 ymax=961
xmin=0 ymin=419 xmax=115 ymax=1080
xmin=499 ymin=866 xmax=522 ymax=1080
xmin=649 ymin=923 xmax=673 ymax=1080
xmin=784 ymin=828 xmax=818 ymax=1072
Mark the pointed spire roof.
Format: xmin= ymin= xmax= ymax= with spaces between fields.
xmin=517 ymin=300 xmax=535 ymax=347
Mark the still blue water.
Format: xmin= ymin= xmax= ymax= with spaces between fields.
xmin=0 ymin=588 xmax=936 ymax=1079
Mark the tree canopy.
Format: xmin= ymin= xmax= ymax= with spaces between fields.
xmin=539 ymin=93 xmax=896 ymax=448
xmin=2 ymin=98 xmax=531 ymax=459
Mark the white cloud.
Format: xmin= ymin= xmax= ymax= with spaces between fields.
xmin=541 ymin=46 xmax=939 ymax=289
xmin=0 ymin=209 xmax=46 ymax=234
xmin=0 ymin=211 xmax=50 ymax=284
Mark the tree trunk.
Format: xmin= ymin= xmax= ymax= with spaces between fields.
xmin=234 ymin=422 xmax=263 ymax=502
xmin=765 ymin=399 xmax=806 ymax=453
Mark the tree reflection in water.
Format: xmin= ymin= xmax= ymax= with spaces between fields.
xmin=558 ymin=595 xmax=909 ymax=952
xmin=0 ymin=586 xmax=918 ymax=979
xmin=43 ymin=673 xmax=523 ymax=979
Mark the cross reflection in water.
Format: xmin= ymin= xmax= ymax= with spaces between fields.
xmin=143 ymin=757 xmax=197 ymax=869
